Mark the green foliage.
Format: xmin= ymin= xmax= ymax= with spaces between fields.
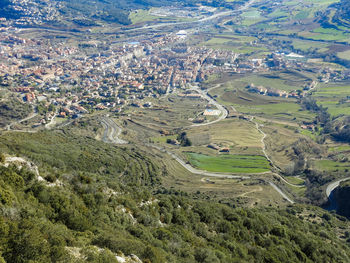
xmin=0 ymin=132 xmax=349 ymax=262
xmin=0 ymin=99 xmax=31 ymax=128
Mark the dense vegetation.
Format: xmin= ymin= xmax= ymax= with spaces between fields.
xmin=333 ymin=0 xmax=350 ymax=27
xmin=333 ymin=181 xmax=350 ymax=219
xmin=0 ymin=130 xmax=350 ymax=262
xmin=0 ymin=99 xmax=32 ymax=128
xmin=0 ymin=0 xmax=20 ymax=19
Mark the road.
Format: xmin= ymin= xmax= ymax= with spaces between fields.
xmin=101 ymin=116 xmax=128 ymax=144
xmin=325 ymin=177 xmax=350 ymax=197
xmin=269 ymin=182 xmax=294 ymax=204
xmin=149 ymin=143 xmax=294 ymax=203
xmin=45 ymin=113 xmax=57 ymax=129
xmin=7 ymin=105 xmax=38 ymax=131
xmin=149 ymin=144 xmax=249 ymax=179
xmin=188 ymin=85 xmax=228 ymax=127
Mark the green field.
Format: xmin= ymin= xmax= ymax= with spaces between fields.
xmin=313 ymin=85 xmax=350 ymax=116
xmin=186 ymin=152 xmax=270 ymax=173
xmin=129 ymin=9 xmax=159 ymax=24
xmin=314 ymin=159 xmax=350 ymax=172
xmin=233 ymin=103 xmax=316 ymax=122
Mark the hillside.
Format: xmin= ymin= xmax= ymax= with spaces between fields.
xmin=333 ymin=181 xmax=350 ymax=219
xmin=0 ymin=0 xmax=248 ymax=26
xmin=0 ymin=129 xmax=350 ymax=262
xmin=333 ymin=0 xmax=350 ymax=27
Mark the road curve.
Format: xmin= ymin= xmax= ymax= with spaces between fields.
xmin=7 ymin=105 xmax=38 ymax=131
xmin=148 ymin=144 xmax=294 ymax=204
xmin=326 ymin=177 xmax=350 ymax=197
xmin=148 ymin=144 xmax=249 ymax=179
xmin=101 ymin=116 xmax=128 ymax=144
xmin=188 ymin=85 xmax=228 ymax=127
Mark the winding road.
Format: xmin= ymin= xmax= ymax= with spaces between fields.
xmin=188 ymin=85 xmax=228 ymax=127
xmin=101 ymin=116 xmax=128 ymax=144
xmin=326 ymin=177 xmax=350 ymax=198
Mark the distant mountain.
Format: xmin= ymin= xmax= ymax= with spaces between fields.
xmin=0 ymin=0 xmax=248 ymax=26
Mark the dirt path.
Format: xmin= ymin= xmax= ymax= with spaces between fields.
xmin=249 ymin=117 xmax=304 ymax=189
xmin=188 ymin=84 xmax=228 ymax=127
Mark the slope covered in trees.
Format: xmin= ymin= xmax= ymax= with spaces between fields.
xmin=332 ymin=0 xmax=350 ymax=27
xmin=0 ymin=130 xmax=350 ymax=262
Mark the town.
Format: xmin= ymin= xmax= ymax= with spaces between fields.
xmin=0 ymin=22 xmax=349 ymax=129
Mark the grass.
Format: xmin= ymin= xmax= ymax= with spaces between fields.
xmin=237 ymin=72 xmax=311 ymax=92
xmin=314 ymin=160 xmax=350 ymax=172
xmin=185 ymin=152 xmax=270 ymax=174
xmin=124 ymin=95 xmax=208 ymax=128
xmin=150 ymin=148 xmax=287 ymax=207
xmin=151 ymin=135 xmax=176 ymax=143
xmin=284 ymin=176 xmax=305 ymax=186
xmin=201 ymin=35 xmax=267 ymax=54
xmin=328 ymin=146 xmax=350 ymax=152
xmin=337 ymin=50 xmax=350 ymax=60
xmin=185 ymin=118 xmax=263 ymax=155
xmin=300 ymin=129 xmax=317 ymax=141
xmin=233 ymin=103 xmax=315 ymax=122
xmin=313 ymin=85 xmax=350 ymax=116
xmin=129 ymin=9 xmax=159 ymax=24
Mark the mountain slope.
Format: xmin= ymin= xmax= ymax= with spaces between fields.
xmin=332 ymin=0 xmax=350 ymax=28
xmin=0 ymin=129 xmax=350 ymax=262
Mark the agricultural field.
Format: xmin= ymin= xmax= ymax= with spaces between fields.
xmin=185 ymin=152 xmax=270 ymax=174
xmin=158 ymin=151 xmax=287 ymax=207
xmin=313 ymin=159 xmax=350 ymax=173
xmin=185 ymin=118 xmax=262 ymax=152
xmin=124 ymin=95 xmax=209 ymax=128
xmin=129 ymin=9 xmax=160 ymax=24
xmin=201 ymin=35 xmax=268 ymax=54
xmin=129 ymin=8 xmax=197 ymax=24
xmin=207 ymin=76 xmax=316 ymax=123
xmin=312 ymin=84 xmax=350 ymax=117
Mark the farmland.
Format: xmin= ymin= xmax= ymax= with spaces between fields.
xmin=185 ymin=152 xmax=270 ymax=173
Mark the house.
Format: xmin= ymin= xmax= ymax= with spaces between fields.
xmin=219 ymin=148 xmax=230 ymax=153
